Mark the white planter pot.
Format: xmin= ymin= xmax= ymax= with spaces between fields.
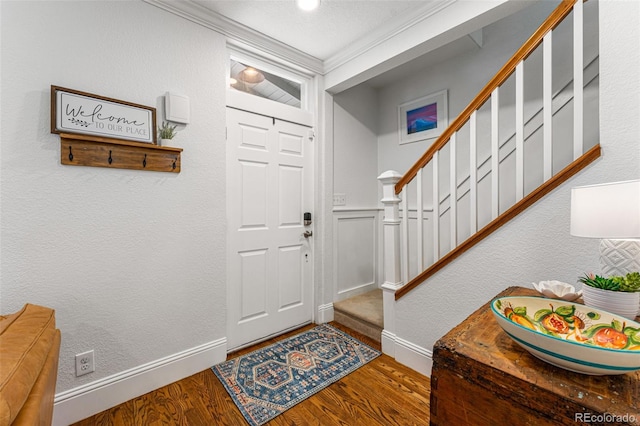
xmin=581 ymin=285 xmax=640 ymax=320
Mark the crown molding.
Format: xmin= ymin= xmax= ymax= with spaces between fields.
xmin=143 ymin=0 xmax=324 ymax=74
xmin=322 ymin=0 xmax=457 ymax=74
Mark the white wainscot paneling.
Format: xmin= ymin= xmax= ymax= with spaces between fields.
xmin=333 ymin=210 xmax=379 ymax=300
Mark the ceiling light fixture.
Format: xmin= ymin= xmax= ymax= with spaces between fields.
xmin=237 ymin=67 xmax=265 ymax=85
xmin=296 ymin=0 xmax=320 ymax=12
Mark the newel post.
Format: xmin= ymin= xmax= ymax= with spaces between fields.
xmin=378 ymin=170 xmax=403 ymax=356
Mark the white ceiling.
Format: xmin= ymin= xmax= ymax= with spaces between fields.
xmin=147 ymin=0 xmax=535 ymax=93
xmin=192 ymin=0 xmax=445 ymax=62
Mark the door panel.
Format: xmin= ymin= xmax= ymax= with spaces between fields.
xmin=278 ymin=245 xmax=303 ymax=309
xmin=279 ymin=165 xmax=303 ymax=226
xmin=227 ymin=107 xmax=313 ymax=350
xmin=239 ymin=161 xmax=268 ymax=228
xmin=239 ymin=249 xmax=268 ymax=321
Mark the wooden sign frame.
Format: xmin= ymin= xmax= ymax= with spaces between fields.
xmin=51 ymin=85 xmax=157 ymax=144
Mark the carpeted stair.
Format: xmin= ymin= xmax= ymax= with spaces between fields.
xmin=333 ymin=289 xmax=383 ymax=343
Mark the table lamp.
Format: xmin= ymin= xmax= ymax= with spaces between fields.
xmin=570 ymin=179 xmax=640 ymax=276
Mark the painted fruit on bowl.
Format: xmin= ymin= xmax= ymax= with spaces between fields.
xmin=491 ymin=296 xmax=640 ymax=375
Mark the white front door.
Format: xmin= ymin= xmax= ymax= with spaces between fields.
xmin=226 ymin=106 xmax=314 ymax=350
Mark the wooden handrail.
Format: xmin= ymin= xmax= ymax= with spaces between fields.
xmin=395 ymin=0 xmax=579 ymax=195
xmin=395 ymin=144 xmax=601 ymax=300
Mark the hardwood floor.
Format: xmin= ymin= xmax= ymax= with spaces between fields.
xmin=72 ymin=322 xmax=431 ymax=425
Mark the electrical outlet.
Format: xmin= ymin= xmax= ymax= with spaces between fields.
xmin=333 ymin=193 xmax=346 ymax=206
xmin=75 ymin=350 xmax=95 ymax=377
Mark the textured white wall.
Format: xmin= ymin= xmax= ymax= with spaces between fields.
xmin=394 ymin=0 xmax=640 ymax=363
xmin=333 ymin=84 xmax=379 ymax=208
xmin=0 ymin=0 xmax=227 ymax=393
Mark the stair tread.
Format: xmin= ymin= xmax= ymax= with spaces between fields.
xmin=334 ymin=289 xmax=383 ymax=328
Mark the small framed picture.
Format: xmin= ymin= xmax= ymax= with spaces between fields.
xmin=398 ymin=89 xmax=448 ymax=145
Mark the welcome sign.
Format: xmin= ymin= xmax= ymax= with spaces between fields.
xmin=51 ymin=86 xmax=156 ymax=144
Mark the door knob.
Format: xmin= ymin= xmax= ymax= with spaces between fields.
xmin=303 ymin=230 xmax=313 ymax=238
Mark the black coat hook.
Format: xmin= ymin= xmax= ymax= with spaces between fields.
xmin=68 ymin=146 xmax=74 ymax=161
xmin=172 ymin=157 xmax=177 ymax=170
xmin=108 ymin=150 xmax=113 ymax=165
xmin=142 ymin=154 xmax=147 ymax=168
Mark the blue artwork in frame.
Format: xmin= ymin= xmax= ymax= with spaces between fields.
xmin=398 ymin=89 xmax=448 ymax=145
xmin=406 ymin=102 xmax=438 ymax=134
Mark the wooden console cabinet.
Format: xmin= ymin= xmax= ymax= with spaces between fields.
xmin=430 ymin=286 xmax=640 ymax=425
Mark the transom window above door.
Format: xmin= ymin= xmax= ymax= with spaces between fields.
xmin=229 ymin=59 xmax=302 ymax=108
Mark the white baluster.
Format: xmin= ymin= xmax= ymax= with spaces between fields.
xmin=416 ymin=168 xmax=424 ymax=271
xmin=515 ymin=61 xmax=524 ymax=201
xmin=470 ymin=111 xmax=478 ymax=234
xmin=543 ymin=32 xmax=553 ymax=181
xmin=491 ymin=88 xmax=500 ymax=219
xmin=401 ymin=186 xmax=409 ymax=284
xmin=433 ymin=151 xmax=440 ymax=261
xmin=449 ymin=132 xmax=457 ymax=248
xmin=573 ymin=0 xmax=584 ymax=159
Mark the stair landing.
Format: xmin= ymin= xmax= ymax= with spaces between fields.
xmin=333 ymin=289 xmax=383 ymax=343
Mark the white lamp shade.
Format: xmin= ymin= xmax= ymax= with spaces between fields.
xmin=570 ymin=179 xmax=640 ymax=238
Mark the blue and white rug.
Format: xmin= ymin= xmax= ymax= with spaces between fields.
xmin=212 ymin=324 xmax=381 ymax=425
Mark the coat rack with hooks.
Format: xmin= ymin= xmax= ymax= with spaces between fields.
xmin=59 ymin=133 xmax=182 ymax=173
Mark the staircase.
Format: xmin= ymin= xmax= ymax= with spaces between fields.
xmin=325 ymin=0 xmax=603 ymax=355
xmin=335 ymin=0 xmax=599 ymax=348
xmin=385 ymin=0 xmax=598 ymax=298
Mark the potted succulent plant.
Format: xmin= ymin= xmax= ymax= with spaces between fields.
xmin=578 ymin=272 xmax=640 ymax=319
xmin=158 ymin=121 xmax=178 ymax=146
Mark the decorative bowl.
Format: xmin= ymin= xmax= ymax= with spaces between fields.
xmin=532 ymin=280 xmax=581 ymax=301
xmin=491 ymin=296 xmax=640 ymax=375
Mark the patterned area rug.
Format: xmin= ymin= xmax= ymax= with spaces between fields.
xmin=212 ymin=324 xmax=381 ymax=425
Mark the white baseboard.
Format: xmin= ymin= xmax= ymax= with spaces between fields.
xmin=52 ymin=338 xmax=227 ymax=426
xmin=382 ymin=330 xmax=433 ymax=377
xmin=381 ymin=329 xmax=396 ymax=357
xmin=317 ymin=302 xmax=334 ymax=323
xmin=395 ymin=335 xmax=433 ymax=377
